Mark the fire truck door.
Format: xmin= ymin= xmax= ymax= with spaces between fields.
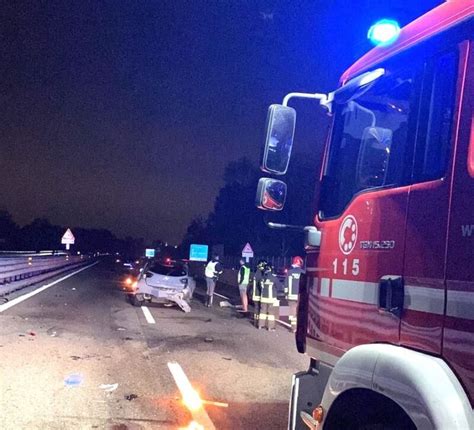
xmin=401 ymin=48 xmax=461 ymax=354
xmin=311 ymin=64 xmax=422 ymax=351
xmin=443 ymin=41 xmax=473 ymax=403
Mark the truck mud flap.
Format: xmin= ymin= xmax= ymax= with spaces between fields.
xmin=288 ymin=360 xmax=332 ymax=430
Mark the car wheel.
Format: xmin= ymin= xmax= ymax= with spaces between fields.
xmin=132 ymin=294 xmax=145 ymax=307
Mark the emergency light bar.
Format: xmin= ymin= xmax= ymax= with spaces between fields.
xmin=368 ymin=19 xmax=400 ymax=46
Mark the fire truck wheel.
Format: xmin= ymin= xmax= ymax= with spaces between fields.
xmin=323 ymin=389 xmax=416 ymax=430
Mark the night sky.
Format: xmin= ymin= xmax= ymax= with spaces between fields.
xmin=1 ymin=0 xmax=441 ymax=244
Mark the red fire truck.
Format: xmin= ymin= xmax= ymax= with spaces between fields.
xmin=256 ymin=1 xmax=473 ymax=429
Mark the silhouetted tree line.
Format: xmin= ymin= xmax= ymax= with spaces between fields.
xmin=0 ymin=210 xmax=142 ymax=255
xmin=180 ymin=154 xmax=318 ymax=258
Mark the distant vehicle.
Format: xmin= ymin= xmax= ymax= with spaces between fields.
xmin=115 ymin=257 xmax=142 ymax=273
xmin=126 ymin=260 xmax=195 ymax=312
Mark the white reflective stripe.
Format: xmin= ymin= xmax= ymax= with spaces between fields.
xmin=331 ymin=279 xmax=378 ymax=304
xmin=311 ymin=277 xmax=318 ymax=295
xmin=405 ymin=285 xmax=444 ymax=315
xmin=316 ymin=276 xmax=474 ymax=320
xmin=321 ymin=278 xmax=330 ymax=297
xmin=447 ymin=290 xmax=474 ymax=320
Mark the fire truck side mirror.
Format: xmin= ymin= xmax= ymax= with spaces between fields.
xmin=261 ymin=104 xmax=296 ymax=175
xmin=255 ymin=178 xmax=287 ymax=211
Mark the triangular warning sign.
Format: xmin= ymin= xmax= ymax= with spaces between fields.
xmin=61 ymin=228 xmax=75 ymax=244
xmin=242 ymin=242 xmax=253 ymax=253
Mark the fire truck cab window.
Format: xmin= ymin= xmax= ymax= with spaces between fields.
xmin=319 ymin=49 xmax=458 ymax=219
xmin=320 ymin=66 xmax=416 ymax=219
xmin=412 ymin=51 xmax=457 ymax=182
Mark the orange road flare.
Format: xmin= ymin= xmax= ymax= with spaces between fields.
xmin=179 ymin=421 xmax=205 ymax=430
xmin=167 ymin=362 xmax=216 ymax=430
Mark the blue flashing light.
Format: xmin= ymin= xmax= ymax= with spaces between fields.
xmin=368 ymin=19 xmax=400 ymax=46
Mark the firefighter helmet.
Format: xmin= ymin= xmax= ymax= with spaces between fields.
xmin=292 ymin=256 xmax=304 ymax=267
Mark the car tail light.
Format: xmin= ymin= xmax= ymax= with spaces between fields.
xmin=125 ymin=277 xmax=133 ymax=286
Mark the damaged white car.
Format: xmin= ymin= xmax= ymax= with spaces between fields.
xmin=127 ymin=260 xmax=195 ymax=312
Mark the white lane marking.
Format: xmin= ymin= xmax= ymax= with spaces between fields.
xmin=141 ymin=306 xmax=156 ymax=324
xmin=0 ymin=262 xmax=99 ymax=313
xmin=213 ymin=292 xmax=229 ymax=300
xmin=167 ymin=361 xmax=216 ymax=430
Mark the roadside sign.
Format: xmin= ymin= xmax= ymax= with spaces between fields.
xmin=189 ymin=244 xmax=209 ymax=262
xmin=241 ymin=242 xmax=254 ymax=262
xmin=145 ymin=248 xmax=155 ymax=258
xmin=61 ymin=228 xmax=75 ymax=250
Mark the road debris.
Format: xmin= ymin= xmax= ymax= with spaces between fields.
xmin=47 ymin=327 xmax=59 ymax=337
xmin=204 ymin=337 xmax=214 ymax=343
xmin=117 ymin=327 xmax=126 ymax=331
xmin=219 ymin=300 xmax=233 ymax=308
xmin=71 ymin=287 xmax=76 ymax=291
xmin=222 ymin=357 xmax=232 ymax=361
xmin=124 ymin=393 xmax=138 ymax=401
xmin=29 ymin=331 xmax=36 ymax=336
xmin=64 ymin=373 xmax=84 ymax=387
xmin=99 ymin=383 xmax=119 ymax=392
xmin=70 ymin=355 xmax=81 ymax=361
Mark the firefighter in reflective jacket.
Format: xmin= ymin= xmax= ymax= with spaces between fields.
xmin=258 ymin=263 xmax=277 ymax=331
xmin=252 ymin=260 xmax=266 ymax=326
xmin=285 ymin=256 xmax=304 ymax=332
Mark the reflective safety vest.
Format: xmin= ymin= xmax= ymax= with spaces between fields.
xmin=285 ymin=267 xmax=303 ymax=301
xmin=205 ymin=261 xmax=218 ymax=278
xmin=260 ymin=279 xmax=277 ymax=304
xmin=239 ymin=265 xmax=251 ymax=285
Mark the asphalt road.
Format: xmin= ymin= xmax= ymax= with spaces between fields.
xmin=0 ymin=260 xmax=307 ymax=429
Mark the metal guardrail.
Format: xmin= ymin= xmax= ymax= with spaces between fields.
xmin=0 ymin=253 xmax=94 ymax=296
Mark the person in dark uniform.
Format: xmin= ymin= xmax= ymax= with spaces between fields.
xmin=252 ymin=260 xmax=266 ymax=327
xmin=285 ymin=256 xmax=304 ymax=332
xmin=257 ymin=263 xmax=277 ymax=331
